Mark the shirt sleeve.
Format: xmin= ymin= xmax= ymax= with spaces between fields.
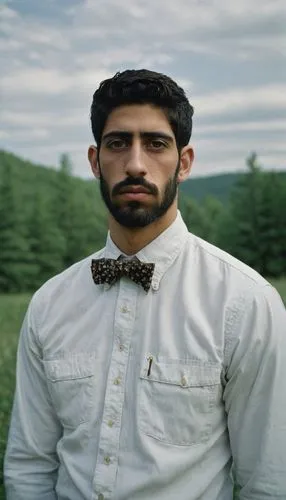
xmin=4 ymin=294 xmax=62 ymax=500
xmin=223 ymin=284 xmax=286 ymax=499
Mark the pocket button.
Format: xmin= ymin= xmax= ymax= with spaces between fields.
xmin=181 ymin=375 xmax=187 ymax=387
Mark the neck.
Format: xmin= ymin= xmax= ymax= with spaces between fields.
xmin=109 ymin=204 xmax=178 ymax=255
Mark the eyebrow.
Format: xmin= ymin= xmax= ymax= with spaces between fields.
xmin=102 ymin=130 xmax=174 ymax=143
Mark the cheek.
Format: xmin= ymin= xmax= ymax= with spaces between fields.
xmin=100 ymin=163 xmax=120 ymax=185
xmin=155 ymin=163 xmax=177 ymax=186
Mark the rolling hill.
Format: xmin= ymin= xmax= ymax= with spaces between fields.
xmin=1 ymin=149 xmax=286 ymax=203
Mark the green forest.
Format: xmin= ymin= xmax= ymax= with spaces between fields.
xmin=0 ymin=149 xmax=286 ymax=293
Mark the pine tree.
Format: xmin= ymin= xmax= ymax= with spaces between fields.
xmin=201 ymin=196 xmax=224 ymax=244
xmin=215 ymin=153 xmax=286 ymax=276
xmin=28 ymin=193 xmax=66 ymax=288
xmin=53 ymin=155 xmax=107 ymax=268
xmin=54 ymin=153 xmax=75 ymax=267
xmin=258 ymin=172 xmax=286 ymax=276
xmin=0 ymin=163 xmax=37 ymax=291
xmin=179 ymin=194 xmax=210 ymax=240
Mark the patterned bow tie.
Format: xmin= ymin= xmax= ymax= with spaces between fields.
xmin=91 ymin=257 xmax=155 ymax=292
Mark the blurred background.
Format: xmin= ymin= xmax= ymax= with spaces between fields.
xmin=1 ymin=0 xmax=286 ymax=176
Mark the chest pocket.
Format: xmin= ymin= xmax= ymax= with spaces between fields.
xmin=139 ymin=358 xmax=221 ymax=446
xmin=44 ymin=354 xmax=95 ymax=428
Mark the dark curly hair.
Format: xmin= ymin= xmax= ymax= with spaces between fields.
xmin=90 ymin=69 xmax=194 ymax=151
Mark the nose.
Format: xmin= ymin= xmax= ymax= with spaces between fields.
xmin=125 ymin=141 xmax=147 ymax=177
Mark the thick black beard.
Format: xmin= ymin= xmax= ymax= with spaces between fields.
xmin=98 ymin=163 xmax=180 ymax=228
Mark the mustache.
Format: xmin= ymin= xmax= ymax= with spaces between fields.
xmin=112 ymin=177 xmax=158 ymax=197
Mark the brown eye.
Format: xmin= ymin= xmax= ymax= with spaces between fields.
xmin=106 ymin=139 xmax=128 ymax=150
xmin=148 ymin=140 xmax=167 ymax=150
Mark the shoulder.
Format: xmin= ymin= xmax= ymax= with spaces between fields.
xmin=184 ymin=232 xmax=284 ymax=329
xmin=30 ymin=247 xmax=105 ymax=320
xmin=186 ymin=231 xmax=269 ymax=289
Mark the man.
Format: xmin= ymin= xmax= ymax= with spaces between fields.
xmin=4 ymin=69 xmax=286 ymax=499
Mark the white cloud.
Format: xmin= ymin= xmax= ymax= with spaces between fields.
xmin=196 ymin=119 xmax=286 ymax=134
xmin=0 ymin=0 xmax=285 ymax=178
xmin=193 ymin=136 xmax=286 ymax=154
xmin=193 ymin=85 xmax=286 ymax=117
xmin=5 ymin=128 xmax=50 ymax=142
xmin=0 ymin=130 xmax=9 ymax=139
xmin=2 ymin=68 xmax=72 ymax=95
xmin=0 ymin=5 xmax=18 ymax=20
xmin=1 ymin=109 xmax=88 ymax=128
xmin=1 ymin=67 xmax=112 ymax=96
xmin=68 ymin=0 xmax=286 ymax=63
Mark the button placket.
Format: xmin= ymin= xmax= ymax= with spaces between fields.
xmin=92 ymin=283 xmax=138 ymax=499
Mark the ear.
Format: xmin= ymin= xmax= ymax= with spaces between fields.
xmin=177 ymin=146 xmax=194 ymax=183
xmin=88 ymin=145 xmax=100 ymax=179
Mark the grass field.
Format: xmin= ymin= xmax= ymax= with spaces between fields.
xmin=0 ymin=279 xmax=285 ymax=498
xmin=0 ymin=294 xmax=31 ymax=499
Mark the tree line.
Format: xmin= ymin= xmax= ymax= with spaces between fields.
xmin=180 ymin=153 xmax=286 ymax=278
xmin=0 ymin=150 xmax=285 ymax=293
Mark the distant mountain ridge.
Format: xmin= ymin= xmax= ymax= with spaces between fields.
xmin=181 ymin=170 xmax=286 ymax=202
xmin=1 ymin=150 xmax=286 ymax=203
xmin=179 ymin=173 xmax=242 ymax=203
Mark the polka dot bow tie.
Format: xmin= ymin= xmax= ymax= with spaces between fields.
xmin=91 ymin=257 xmax=155 ymax=292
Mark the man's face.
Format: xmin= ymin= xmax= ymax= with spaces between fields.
xmin=90 ymin=104 xmax=188 ymax=228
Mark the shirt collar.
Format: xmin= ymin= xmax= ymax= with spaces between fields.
xmin=104 ymin=211 xmax=188 ymax=291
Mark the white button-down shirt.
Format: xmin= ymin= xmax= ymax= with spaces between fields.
xmin=4 ymin=212 xmax=286 ymax=499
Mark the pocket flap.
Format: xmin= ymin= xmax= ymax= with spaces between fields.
xmin=140 ymin=358 xmax=221 ymax=387
xmin=44 ymin=355 xmax=94 ymax=382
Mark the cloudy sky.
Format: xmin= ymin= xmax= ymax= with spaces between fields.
xmin=1 ymin=0 xmax=285 ymax=178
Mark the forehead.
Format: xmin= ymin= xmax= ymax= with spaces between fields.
xmin=102 ymin=104 xmax=174 ymax=136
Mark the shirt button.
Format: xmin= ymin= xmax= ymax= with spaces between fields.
xmin=120 ymin=305 xmax=129 ymax=314
xmin=119 ymin=344 xmax=124 ymax=351
xmin=107 ymin=420 xmax=114 ymax=427
xmin=104 ymin=456 xmax=111 ymax=465
xmin=114 ymin=377 xmax=121 ymax=385
xmin=98 ymin=494 xmax=104 ymax=500
xmin=181 ymin=375 xmax=187 ymax=387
